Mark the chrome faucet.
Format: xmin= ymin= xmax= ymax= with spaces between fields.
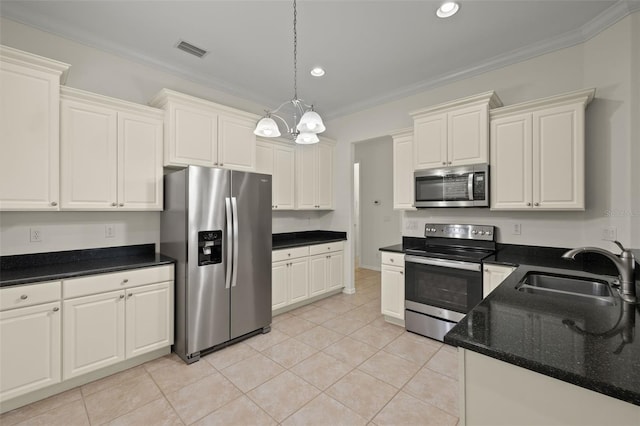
xmin=562 ymin=241 xmax=636 ymax=303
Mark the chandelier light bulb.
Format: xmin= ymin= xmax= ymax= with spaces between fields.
xmin=295 ymin=132 xmax=320 ymax=145
xmin=297 ymin=110 xmax=326 ymax=134
xmin=253 ymin=116 xmax=281 ymax=137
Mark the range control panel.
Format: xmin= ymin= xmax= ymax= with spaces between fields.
xmin=424 ymin=224 xmax=495 ymax=241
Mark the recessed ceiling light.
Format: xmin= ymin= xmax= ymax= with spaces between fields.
xmin=436 ymin=1 xmax=460 ymax=18
xmin=310 ymin=67 xmax=325 ymax=77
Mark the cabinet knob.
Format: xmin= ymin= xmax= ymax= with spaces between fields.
xmin=442 ymin=162 xmax=446 ymax=165
xmin=484 ymin=268 xmax=489 ymax=272
xmin=50 ymin=201 xmax=58 ymax=206
xmin=20 ymin=294 xmax=28 ymax=300
xmin=526 ymin=202 xmax=531 ymax=206
xmin=119 ymin=203 xmax=124 ymax=207
xmin=53 ymin=307 xmax=59 ymax=312
xmin=123 ymin=279 xmax=129 ymax=284
xmin=119 ymin=294 xmax=125 ymax=299
xmin=288 ymin=253 xmax=291 ymax=257
xmin=214 ymin=162 xmax=218 ymax=166
xmin=128 ymin=293 xmax=133 ymax=298
xmin=400 ymin=271 xmax=404 ymax=275
xmin=534 ymin=202 xmax=539 ymax=206
xmin=112 ymin=202 xmax=117 ymax=207
xmin=448 ymin=161 xmax=452 ymax=165
xmin=220 ymin=163 xmax=224 ymax=166
xmin=390 ymin=259 xmax=394 ymax=263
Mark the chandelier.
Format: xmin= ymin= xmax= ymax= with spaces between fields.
xmin=253 ymin=0 xmax=325 ymax=144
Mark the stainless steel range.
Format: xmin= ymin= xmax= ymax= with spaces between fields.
xmin=404 ymin=223 xmax=496 ymax=341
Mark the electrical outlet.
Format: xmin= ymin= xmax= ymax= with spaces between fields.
xmin=602 ymin=227 xmax=617 ymax=241
xmin=30 ymin=228 xmax=42 ymax=243
xmin=513 ymin=223 xmax=521 ymax=235
xmin=105 ymin=224 xmax=116 ymax=238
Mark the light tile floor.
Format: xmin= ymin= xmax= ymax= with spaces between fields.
xmin=1 ymin=268 xmax=459 ymax=426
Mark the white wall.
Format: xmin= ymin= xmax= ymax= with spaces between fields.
xmin=324 ymin=12 xmax=639 ymax=267
xmin=354 ymin=137 xmax=402 ymax=269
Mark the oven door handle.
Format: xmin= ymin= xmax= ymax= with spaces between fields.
xmin=405 ymin=255 xmax=481 ymax=272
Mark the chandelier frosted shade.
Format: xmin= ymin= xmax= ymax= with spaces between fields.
xmin=295 ymin=132 xmax=320 ymax=144
xmin=253 ymin=117 xmax=281 ymax=137
xmin=296 ymin=110 xmax=326 ymax=133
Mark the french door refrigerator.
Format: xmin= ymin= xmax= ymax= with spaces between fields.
xmin=161 ymin=166 xmax=272 ymax=364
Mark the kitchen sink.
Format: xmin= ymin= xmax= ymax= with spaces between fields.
xmin=516 ymin=272 xmax=616 ymax=305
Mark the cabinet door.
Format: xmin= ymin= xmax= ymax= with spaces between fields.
xmin=272 ymin=261 xmax=288 ymax=310
xmin=125 ymin=282 xmax=173 ymax=358
xmin=316 ymin=143 xmax=334 ymax=209
xmin=295 ymin=144 xmax=318 ymax=209
xmin=482 ymin=264 xmax=516 ymax=298
xmin=533 ymin=103 xmax=584 ymax=210
xmin=490 ymin=113 xmax=533 ymax=210
xmin=273 ymin=144 xmax=295 ymax=210
xmin=0 ymin=302 xmax=61 ymax=402
xmin=327 ymin=251 xmax=344 ymax=291
xmin=392 ymin=134 xmax=415 ymax=210
xmin=289 ymin=258 xmax=309 ymax=304
xmin=413 ymin=113 xmax=447 ymax=169
xmin=255 ymin=141 xmax=274 ymax=175
xmin=309 ymin=255 xmax=328 ymax=297
xmin=218 ymin=114 xmax=256 ymax=171
xmin=118 ymin=112 xmax=163 ymax=210
xmin=0 ymin=62 xmax=61 ymax=211
xmin=381 ymin=265 xmax=404 ymax=320
xmin=448 ymin=104 xmax=488 ymax=166
xmin=63 ymin=290 xmax=125 ymax=379
xmin=166 ymin=102 xmax=218 ymax=167
xmin=60 ymin=99 xmax=118 ymax=210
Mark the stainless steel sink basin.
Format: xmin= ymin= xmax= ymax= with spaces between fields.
xmin=516 ymin=272 xmax=616 ymax=305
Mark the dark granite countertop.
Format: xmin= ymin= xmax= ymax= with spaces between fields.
xmin=1 ymin=244 xmax=175 ymax=287
xmin=379 ymin=237 xmax=426 ymax=254
xmin=446 ymin=264 xmax=640 ymax=406
xmin=273 ymin=230 xmax=347 ymax=250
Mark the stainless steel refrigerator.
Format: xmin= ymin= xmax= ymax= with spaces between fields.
xmin=161 ymin=166 xmax=272 ymax=364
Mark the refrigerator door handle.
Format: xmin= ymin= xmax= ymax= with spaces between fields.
xmin=231 ymin=197 xmax=239 ymax=287
xmin=225 ymin=197 xmax=233 ymax=289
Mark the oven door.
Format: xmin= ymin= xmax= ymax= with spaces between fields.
xmin=405 ymin=255 xmax=483 ymax=318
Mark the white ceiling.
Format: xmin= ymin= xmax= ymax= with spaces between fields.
xmin=1 ymin=1 xmax=639 ymax=119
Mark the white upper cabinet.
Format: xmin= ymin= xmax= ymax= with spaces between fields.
xmin=390 ymin=128 xmax=415 ymax=210
xmin=0 ymin=46 xmax=69 ymax=211
xmin=60 ymin=87 xmax=163 ymax=211
xmin=149 ymin=89 xmax=259 ymax=171
xmin=295 ymin=139 xmax=334 ymax=210
xmin=256 ymin=138 xmax=295 ymax=210
xmin=410 ymin=91 xmax=502 ymax=170
xmin=490 ymin=89 xmax=594 ymax=211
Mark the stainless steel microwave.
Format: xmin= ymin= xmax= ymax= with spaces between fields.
xmin=414 ymin=163 xmax=489 ymax=208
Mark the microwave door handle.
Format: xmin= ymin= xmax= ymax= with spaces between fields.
xmin=468 ymin=174 xmax=474 ymax=201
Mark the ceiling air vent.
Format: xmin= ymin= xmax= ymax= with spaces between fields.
xmin=176 ymin=40 xmax=208 ymax=58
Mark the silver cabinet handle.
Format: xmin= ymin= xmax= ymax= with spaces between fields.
xmin=111 ymin=202 xmax=117 ymax=207
xmin=53 ymin=307 xmax=59 ymax=312
xmin=50 ymin=201 xmax=58 ymax=206
xmin=20 ymin=295 xmax=28 ymax=300
xmin=119 ymin=294 xmax=125 ymax=299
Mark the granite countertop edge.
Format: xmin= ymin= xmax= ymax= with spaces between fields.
xmin=273 ymin=230 xmax=347 ymax=250
xmin=444 ymin=333 xmax=640 ymax=406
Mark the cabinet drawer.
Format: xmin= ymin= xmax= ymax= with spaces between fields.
xmin=381 ymin=252 xmax=405 ymax=267
xmin=273 ymin=246 xmax=309 ymax=262
xmin=63 ymin=265 xmax=174 ymax=299
xmin=0 ymin=281 xmax=61 ymax=311
xmin=309 ymin=241 xmax=344 ymax=256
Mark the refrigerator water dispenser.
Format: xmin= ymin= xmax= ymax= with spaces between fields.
xmin=198 ymin=230 xmax=222 ymax=266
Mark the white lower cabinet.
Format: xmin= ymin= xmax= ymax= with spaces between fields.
xmin=482 ymin=264 xmax=516 ymax=298
xmin=62 ymin=267 xmax=174 ymax=379
xmin=272 ymin=242 xmax=344 ymax=312
xmin=0 ymin=298 xmax=61 ymax=403
xmin=380 ymin=252 xmax=405 ymax=323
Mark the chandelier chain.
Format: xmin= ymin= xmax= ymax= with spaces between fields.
xmin=293 ymin=0 xmax=297 ymax=101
